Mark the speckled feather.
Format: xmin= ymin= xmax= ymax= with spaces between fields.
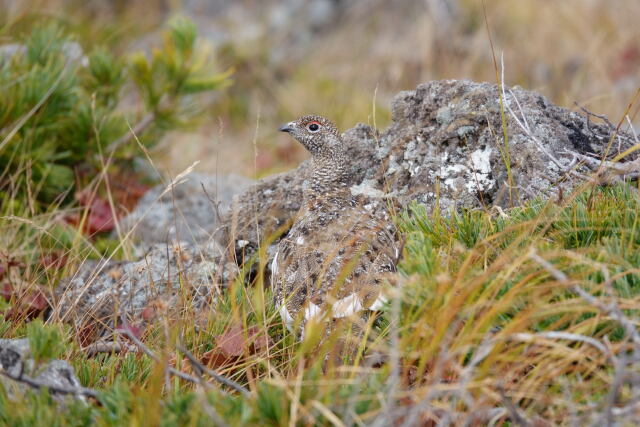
xmin=272 ymin=115 xmax=400 ymax=333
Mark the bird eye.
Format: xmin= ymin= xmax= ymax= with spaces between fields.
xmin=307 ymin=122 xmax=320 ymax=132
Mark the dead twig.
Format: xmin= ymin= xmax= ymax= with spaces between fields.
xmin=117 ymin=313 xmax=209 ymax=387
xmin=510 ymin=331 xmax=610 ymax=359
xmin=574 ymin=102 xmax=617 ymax=131
xmin=118 ymin=313 xmax=250 ymax=397
xmin=176 ymin=344 xmax=250 ymax=397
xmin=0 ymin=366 xmax=100 ymax=400
xmin=178 ymin=348 xmax=231 ymax=427
xmin=563 ymin=151 xmax=640 ymax=178
xmin=201 ymin=182 xmax=224 ymax=224
xmin=499 ymin=55 xmax=638 ymax=187
xmin=82 ymin=339 xmax=138 ymax=357
xmin=573 ymin=101 xmax=629 ymax=154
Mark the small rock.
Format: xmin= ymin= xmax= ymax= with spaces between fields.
xmin=53 ymin=242 xmax=235 ymax=335
xmin=0 ymin=338 xmax=85 ymax=402
xmin=117 ymin=173 xmax=253 ymax=247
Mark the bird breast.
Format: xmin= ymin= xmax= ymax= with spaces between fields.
xmin=272 ymin=193 xmax=398 ymax=334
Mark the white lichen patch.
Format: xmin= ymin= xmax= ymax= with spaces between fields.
xmin=436 ymin=106 xmax=453 ymax=125
xmin=433 ymin=146 xmax=494 ymax=194
xmin=465 ymin=146 xmax=495 ymax=194
xmin=440 ymin=164 xmax=468 ymax=190
xmin=403 ymin=140 xmax=419 ymax=161
xmin=470 ymin=146 xmax=492 ymax=174
xmin=376 ymin=141 xmax=392 ymax=159
xmin=444 ymin=164 xmax=468 ymax=175
xmin=350 ymin=179 xmax=386 ymax=198
xmin=547 ymin=154 xmax=572 ymax=172
xmin=385 ymin=155 xmax=400 ymax=176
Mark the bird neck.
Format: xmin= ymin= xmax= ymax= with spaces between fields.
xmin=308 ymin=153 xmax=350 ymax=196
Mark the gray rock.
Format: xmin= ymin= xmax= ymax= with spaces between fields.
xmin=383 ymin=80 xmax=634 ymax=209
xmin=0 ymin=338 xmax=85 ymax=402
xmin=0 ymin=338 xmax=31 ymax=378
xmin=55 ymin=173 xmax=251 ymax=332
xmin=222 ymin=79 xmax=638 ymax=267
xmin=117 ymin=173 xmax=253 ymax=247
xmin=53 ymin=241 xmax=237 ymax=333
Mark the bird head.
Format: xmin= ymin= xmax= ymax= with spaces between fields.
xmin=279 ymin=115 xmax=342 ymax=157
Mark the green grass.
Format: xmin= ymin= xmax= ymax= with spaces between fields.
xmin=1 ymin=183 xmax=639 ymax=425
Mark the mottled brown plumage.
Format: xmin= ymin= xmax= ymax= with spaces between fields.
xmin=272 ymin=115 xmax=399 ymax=336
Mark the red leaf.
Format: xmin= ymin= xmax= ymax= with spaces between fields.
xmin=217 ymin=325 xmax=246 ymax=358
xmin=201 ymin=348 xmax=236 ymax=370
xmin=4 ymin=287 xmax=50 ymax=321
xmin=140 ymin=305 xmax=156 ymax=322
xmin=26 ymin=289 xmax=48 ymax=312
xmin=108 ymin=173 xmax=150 ymax=210
xmin=85 ymin=197 xmax=116 ymax=234
xmin=1 ymin=283 xmax=11 ymax=301
xmin=0 ymin=256 xmax=24 ymax=276
xmin=41 ymin=252 xmax=68 ymax=270
xmin=249 ymin=325 xmax=270 ymax=353
xmin=77 ymin=323 xmax=98 ymax=348
xmin=116 ymin=322 xmax=144 ymax=341
xmin=64 ymin=192 xmax=117 ymax=235
xmin=140 ymin=299 xmax=169 ymax=323
xmin=202 ymin=324 xmax=271 ymax=369
xmin=67 ymin=173 xmax=150 ymax=236
xmin=7 ymin=258 xmax=23 ymax=268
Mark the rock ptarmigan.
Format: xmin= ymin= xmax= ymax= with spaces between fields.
xmin=272 ymin=115 xmax=400 ymax=339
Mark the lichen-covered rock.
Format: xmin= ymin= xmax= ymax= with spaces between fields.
xmin=53 ymin=242 xmax=236 ymax=333
xmin=118 ymin=173 xmax=253 ymax=247
xmin=379 ymin=80 xmax=633 ymax=209
xmin=0 ymin=338 xmax=85 ymax=402
xmin=223 ymin=79 xmax=638 ymax=266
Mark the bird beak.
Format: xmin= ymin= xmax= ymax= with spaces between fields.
xmin=279 ymin=122 xmax=294 ymax=133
